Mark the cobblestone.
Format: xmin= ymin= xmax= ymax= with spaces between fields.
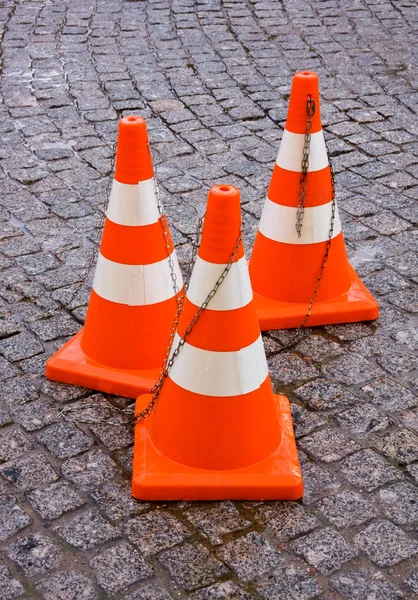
xmin=217 ymin=532 xmax=282 ymax=582
xmin=159 ymin=543 xmax=227 ymax=591
xmin=1 ymin=0 xmax=418 ymax=597
xmin=7 ymin=532 xmax=63 ymax=577
xmin=291 ymin=528 xmax=358 ymax=576
xmin=354 ymin=521 xmax=418 ymax=567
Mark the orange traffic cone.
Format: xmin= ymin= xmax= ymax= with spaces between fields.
xmin=248 ymin=71 xmax=378 ymax=330
xmin=132 ymin=185 xmax=302 ymax=501
xmin=46 ymin=116 xmax=183 ymax=398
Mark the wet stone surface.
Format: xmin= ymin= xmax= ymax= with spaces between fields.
xmin=0 ymin=0 xmax=417 ymax=598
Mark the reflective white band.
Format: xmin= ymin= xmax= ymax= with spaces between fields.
xmin=93 ymin=252 xmax=182 ymax=306
xmin=187 ymin=256 xmax=252 ymax=311
xmin=106 ymin=178 xmax=160 ymax=226
xmin=259 ymin=198 xmax=341 ymax=245
xmin=276 ymin=129 xmax=328 ymax=172
xmin=169 ymin=333 xmax=268 ymax=397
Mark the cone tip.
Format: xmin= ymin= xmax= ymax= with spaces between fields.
xmin=286 ymin=71 xmax=322 ymax=134
xmin=119 ymin=115 xmax=148 ymax=141
xmin=114 ymin=115 xmax=153 ymax=184
xmin=200 ymin=184 xmax=243 ymax=264
xmin=208 ymin=184 xmax=240 ymax=202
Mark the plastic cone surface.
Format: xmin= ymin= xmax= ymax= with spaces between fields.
xmin=249 ymin=71 xmax=378 ymax=329
xmin=46 ymin=116 xmax=183 ymax=398
xmin=132 ymin=185 xmax=303 ymax=501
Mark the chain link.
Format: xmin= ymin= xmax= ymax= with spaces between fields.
xmin=295 ymin=96 xmax=315 ymax=237
xmin=295 ymin=95 xmax=336 ymax=329
xmin=134 ymin=217 xmax=242 ymax=425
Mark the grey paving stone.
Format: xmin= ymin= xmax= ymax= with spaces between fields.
xmin=88 ymin=422 xmax=132 ymax=451
xmin=26 ymin=480 xmax=86 ymax=520
xmin=0 ymin=451 xmax=59 ymax=490
xmin=354 ymin=521 xmax=418 ymax=567
xmin=184 ymin=501 xmax=251 ymax=545
xmin=124 ymin=582 xmax=175 ymax=600
xmin=393 ymin=326 xmax=418 ymax=349
xmin=54 ymin=508 xmax=120 ymax=550
xmin=402 ymin=406 xmax=418 ymax=433
xmin=361 ymin=377 xmax=418 ymax=412
xmin=302 ymin=462 xmax=341 ymax=504
xmin=217 ymin=532 xmax=283 ymax=582
xmin=29 ymin=314 xmax=79 ymax=341
xmin=331 ymin=570 xmax=404 ymax=600
xmin=90 ymin=480 xmax=149 ymax=521
xmin=0 ymin=495 xmax=32 ymax=541
xmin=0 ymin=376 xmax=39 ymax=407
xmin=40 ymin=380 xmax=89 ymax=403
xmin=0 ymin=332 xmax=44 ymax=362
xmin=340 ymin=449 xmax=402 ymax=491
xmin=291 ymin=528 xmax=357 ymax=576
xmin=381 ymin=429 xmax=418 ymax=464
xmin=0 ymin=427 xmax=33 ymax=463
xmin=295 ymin=379 xmax=359 ymax=411
xmin=10 ymin=396 xmax=60 ymax=431
xmin=290 ymin=403 xmax=325 ymax=438
xmin=294 ymin=335 xmax=343 ymax=362
xmin=362 ymin=211 xmax=410 ymax=235
xmin=322 ymin=353 xmax=383 ymax=385
xmin=316 ymin=491 xmax=376 ymax=528
xmin=159 ymin=543 xmax=227 ymax=591
xmin=0 ymin=564 xmax=24 ymax=600
xmin=268 ymin=353 xmax=318 ymax=384
xmin=404 ymin=572 xmax=418 ymax=595
xmin=36 ymin=420 xmax=94 ymax=459
xmin=377 ymin=352 xmax=418 ymax=377
xmin=190 ymin=582 xmax=253 ymax=600
xmin=255 ymin=502 xmax=318 ymax=541
xmin=363 ymin=269 xmax=409 ymax=295
xmin=125 ymin=510 xmax=189 ymax=556
xmin=298 ymin=429 xmax=360 ymax=463
xmin=387 ymin=288 xmax=418 ymax=313
xmin=335 ymin=402 xmax=391 ymax=434
xmin=256 ymin=566 xmax=322 ymax=600
xmin=90 ymin=541 xmax=153 ymax=594
xmin=61 ymin=448 xmax=119 ymax=490
xmin=374 ymin=482 xmax=418 ymax=525
xmin=324 ymin=324 xmax=373 ymax=342
xmin=7 ymin=533 xmax=63 ymax=576
xmin=37 ymin=571 xmax=99 ymax=600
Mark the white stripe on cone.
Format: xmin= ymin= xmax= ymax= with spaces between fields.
xmin=169 ymin=333 xmax=268 ymax=397
xmin=187 ymin=255 xmax=252 ymax=311
xmin=106 ymin=178 xmax=160 ymax=226
xmin=93 ymin=252 xmax=183 ymax=306
xmin=276 ymin=129 xmax=329 ymax=172
xmin=259 ymin=198 xmax=341 ymax=245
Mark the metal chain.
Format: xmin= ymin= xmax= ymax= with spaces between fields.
xmin=295 ymin=95 xmax=337 ymax=329
xmin=295 ymin=95 xmax=316 ymax=237
xmin=134 ymin=222 xmax=242 ymax=425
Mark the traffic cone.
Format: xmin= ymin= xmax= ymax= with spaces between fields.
xmin=248 ymin=71 xmax=378 ymax=330
xmin=132 ymin=185 xmax=302 ymax=501
xmin=46 ymin=116 xmax=183 ymax=398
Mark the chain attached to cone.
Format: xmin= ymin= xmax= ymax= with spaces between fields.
xmin=249 ymin=70 xmax=378 ymax=330
xmin=132 ymin=184 xmax=303 ymax=501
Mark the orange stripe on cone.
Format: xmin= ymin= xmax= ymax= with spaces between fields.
xmin=249 ymin=71 xmax=378 ymax=330
xmin=132 ymin=185 xmax=303 ymax=501
xmin=46 ymin=116 xmax=183 ymax=398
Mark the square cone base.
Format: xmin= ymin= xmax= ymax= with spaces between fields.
xmin=254 ymin=266 xmax=378 ymax=331
xmin=132 ymin=393 xmax=303 ymax=501
xmin=45 ymin=330 xmax=160 ymax=399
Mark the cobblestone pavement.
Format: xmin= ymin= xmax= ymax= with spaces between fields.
xmin=0 ymin=0 xmax=417 ymax=598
